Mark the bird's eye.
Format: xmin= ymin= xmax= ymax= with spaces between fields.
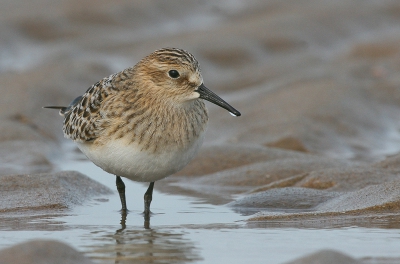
xmin=168 ymin=70 xmax=180 ymax=79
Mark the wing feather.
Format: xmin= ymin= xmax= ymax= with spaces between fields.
xmin=62 ymin=74 xmax=117 ymax=142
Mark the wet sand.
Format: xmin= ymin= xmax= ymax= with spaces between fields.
xmin=1 ymin=0 xmax=400 ymax=263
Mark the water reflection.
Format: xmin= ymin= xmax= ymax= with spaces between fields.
xmin=85 ymin=213 xmax=201 ymax=264
xmin=117 ymin=212 xmax=127 ymax=232
xmin=246 ymin=213 xmax=400 ymax=229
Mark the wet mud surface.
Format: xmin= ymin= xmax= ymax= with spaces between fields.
xmin=1 ymin=0 xmax=400 ymax=263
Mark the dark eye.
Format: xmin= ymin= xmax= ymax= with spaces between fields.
xmin=168 ymin=70 xmax=180 ymax=79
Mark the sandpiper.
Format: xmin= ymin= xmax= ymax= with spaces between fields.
xmin=45 ymin=48 xmax=241 ymax=216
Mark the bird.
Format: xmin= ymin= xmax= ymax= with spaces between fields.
xmin=45 ymin=48 xmax=241 ymax=217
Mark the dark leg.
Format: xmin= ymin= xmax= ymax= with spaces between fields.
xmin=116 ymin=176 xmax=127 ymax=211
xmin=144 ymin=182 xmax=154 ymax=216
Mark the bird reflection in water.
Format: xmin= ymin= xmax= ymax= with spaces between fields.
xmin=117 ymin=210 xmax=150 ymax=231
xmin=87 ymin=212 xmax=201 ymax=264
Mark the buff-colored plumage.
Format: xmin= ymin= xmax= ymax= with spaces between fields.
xmin=46 ymin=48 xmax=240 ymax=214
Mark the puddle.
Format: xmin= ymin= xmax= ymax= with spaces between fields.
xmin=0 ymin=159 xmax=399 ymax=263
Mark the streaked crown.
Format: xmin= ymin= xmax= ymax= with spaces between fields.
xmin=152 ymin=48 xmax=200 ymax=70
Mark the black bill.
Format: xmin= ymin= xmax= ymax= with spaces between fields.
xmin=196 ymin=83 xmax=241 ymax=116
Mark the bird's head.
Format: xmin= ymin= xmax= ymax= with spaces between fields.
xmin=134 ymin=48 xmax=241 ymax=116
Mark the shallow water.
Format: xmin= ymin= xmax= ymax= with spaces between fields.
xmin=0 ymin=159 xmax=400 ymax=263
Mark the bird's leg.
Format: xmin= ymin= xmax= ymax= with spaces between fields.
xmin=116 ymin=176 xmax=127 ymax=211
xmin=144 ymin=182 xmax=154 ymax=216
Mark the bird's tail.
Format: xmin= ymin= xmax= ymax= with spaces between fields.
xmin=43 ymin=96 xmax=82 ymax=116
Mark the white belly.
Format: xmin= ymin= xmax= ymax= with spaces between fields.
xmin=76 ymin=132 xmax=205 ymax=182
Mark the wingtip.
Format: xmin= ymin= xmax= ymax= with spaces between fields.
xmin=43 ymin=106 xmax=65 ymax=110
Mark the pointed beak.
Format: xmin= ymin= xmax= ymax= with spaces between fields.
xmin=196 ymin=84 xmax=241 ymax=116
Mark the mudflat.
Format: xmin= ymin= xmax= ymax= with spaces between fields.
xmin=1 ymin=0 xmax=400 ymax=263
